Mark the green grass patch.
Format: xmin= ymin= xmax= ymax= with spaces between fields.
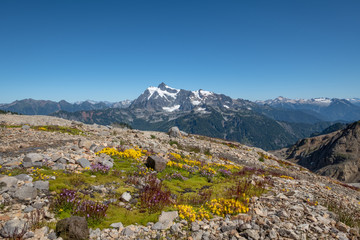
xmin=94 ymin=205 xmax=159 ymax=228
xmin=32 ymin=125 xmax=85 ymax=135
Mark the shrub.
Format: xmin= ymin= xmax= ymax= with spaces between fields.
xmin=89 ymin=163 xmax=110 ymax=174
xmin=53 ymin=189 xmax=79 ymax=212
xmin=139 ymin=176 xmax=172 ymax=213
xmin=72 ymin=200 xmax=109 ymax=225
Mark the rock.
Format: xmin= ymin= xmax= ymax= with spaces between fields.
xmin=14 ymin=174 xmax=33 ymax=182
xmin=47 ymin=231 xmax=57 ymax=240
xmin=159 ymin=211 xmax=178 ymax=223
xmin=13 ymin=186 xmax=37 ymax=201
xmin=168 ymin=126 xmax=181 ymax=138
xmin=191 ymin=221 xmax=200 ymax=231
xmin=23 ymin=153 xmax=43 ymax=162
xmin=336 ymin=221 xmax=349 ymax=232
xmin=101 ymin=159 xmax=113 ymax=168
xmin=24 ymin=206 xmax=35 ymax=213
xmin=78 ymin=140 xmax=92 ymax=150
xmin=33 ymin=180 xmax=49 ymax=191
xmin=121 ymin=192 xmax=131 ymax=202
xmin=122 ymin=227 xmax=134 ymax=237
xmin=0 ymin=219 xmax=28 ymax=238
xmin=152 ymin=211 xmax=179 ymax=230
xmin=145 ymin=155 xmax=168 ymax=172
xmin=22 ymin=125 xmax=30 ymax=130
xmin=52 ymin=163 xmax=65 ymax=170
xmin=76 ymin=158 xmax=90 ymax=168
xmin=0 ymin=176 xmax=18 ymax=188
xmin=243 ymin=229 xmax=260 ymax=240
xmin=57 ymin=158 xmax=68 ymax=164
xmin=56 ymin=216 xmax=89 ymax=240
xmin=110 ymin=222 xmax=124 ymax=230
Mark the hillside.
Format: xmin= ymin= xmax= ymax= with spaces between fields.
xmin=280 ymin=121 xmax=360 ymax=183
xmin=0 ymin=115 xmax=359 ymax=239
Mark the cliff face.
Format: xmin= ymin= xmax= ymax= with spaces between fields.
xmin=284 ymin=121 xmax=360 ymax=182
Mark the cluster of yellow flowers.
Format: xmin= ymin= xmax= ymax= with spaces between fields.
xmin=212 ymin=162 xmax=241 ymax=171
xmin=200 ymin=166 xmax=216 ymax=175
xmin=30 ymin=167 xmax=50 ymax=180
xmin=97 ymin=147 xmax=144 ymax=160
xmin=206 ymin=198 xmax=249 ymax=217
xmin=325 ymin=186 xmax=332 ymax=190
xmin=167 ymin=160 xmax=184 ymax=169
xmin=175 ymin=205 xmax=211 ymax=222
xmin=170 ymin=152 xmax=182 ymax=160
xmin=175 ymin=204 xmax=197 ymax=222
xmin=184 ymin=159 xmax=202 ymax=167
xmin=280 ymin=175 xmax=294 ymax=180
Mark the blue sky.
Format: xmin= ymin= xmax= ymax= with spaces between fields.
xmin=1 ymin=0 xmax=359 ymax=103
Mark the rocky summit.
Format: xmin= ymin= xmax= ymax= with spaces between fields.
xmin=278 ymin=121 xmax=360 ymax=183
xmin=0 ymin=114 xmax=360 ymax=240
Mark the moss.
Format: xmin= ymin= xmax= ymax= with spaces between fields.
xmin=95 ymin=205 xmax=159 ymax=228
xmin=31 ymin=125 xmax=85 ymax=135
xmin=163 ymin=176 xmax=209 ymax=194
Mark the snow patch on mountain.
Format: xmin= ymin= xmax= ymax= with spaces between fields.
xmin=162 ymin=105 xmax=180 ymax=112
xmin=147 ymin=86 xmax=180 ymax=100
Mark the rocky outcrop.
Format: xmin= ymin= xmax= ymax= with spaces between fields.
xmin=282 ymin=121 xmax=360 ymax=182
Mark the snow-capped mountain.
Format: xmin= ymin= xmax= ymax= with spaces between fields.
xmin=130 ymin=82 xmax=251 ymax=112
xmin=256 ymin=96 xmax=360 ymax=122
xmin=256 ymin=96 xmax=333 ymax=107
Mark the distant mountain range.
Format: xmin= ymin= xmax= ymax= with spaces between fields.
xmin=1 ymin=83 xmax=359 ymax=150
xmin=0 ymin=99 xmax=131 ymax=115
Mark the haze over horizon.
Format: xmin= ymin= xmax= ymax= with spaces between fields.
xmin=1 ymin=0 xmax=359 ymax=103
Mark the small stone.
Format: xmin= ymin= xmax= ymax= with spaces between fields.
xmin=33 ymin=180 xmax=49 ymax=191
xmin=76 ymin=158 xmax=90 ymax=168
xmin=23 ymin=153 xmax=43 ymax=162
xmin=191 ymin=221 xmax=200 ymax=231
xmin=121 ymin=192 xmax=131 ymax=202
xmin=110 ymin=222 xmax=124 ymax=230
xmin=24 ymin=206 xmax=35 ymax=213
xmin=122 ymin=227 xmax=134 ymax=236
xmin=336 ymin=222 xmax=349 ymax=233
xmin=22 ymin=125 xmax=30 ymax=130
xmin=243 ymin=229 xmax=260 ymax=240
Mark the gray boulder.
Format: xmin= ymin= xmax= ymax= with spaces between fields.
xmin=14 ymin=174 xmax=33 ymax=182
xmin=52 ymin=163 xmax=65 ymax=170
xmin=168 ymin=126 xmax=181 ymax=138
xmin=100 ymin=159 xmax=113 ymax=168
xmin=56 ymin=216 xmax=89 ymax=240
xmin=23 ymin=153 xmax=43 ymax=162
xmin=0 ymin=176 xmax=18 ymax=188
xmin=13 ymin=186 xmax=37 ymax=201
xmin=153 ymin=211 xmax=179 ymax=230
xmin=110 ymin=222 xmax=124 ymax=230
xmin=0 ymin=219 xmax=28 ymax=238
xmin=33 ymin=180 xmax=49 ymax=191
xmin=145 ymin=155 xmax=168 ymax=172
xmin=76 ymin=158 xmax=90 ymax=168
xmin=78 ymin=139 xmax=93 ymax=150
